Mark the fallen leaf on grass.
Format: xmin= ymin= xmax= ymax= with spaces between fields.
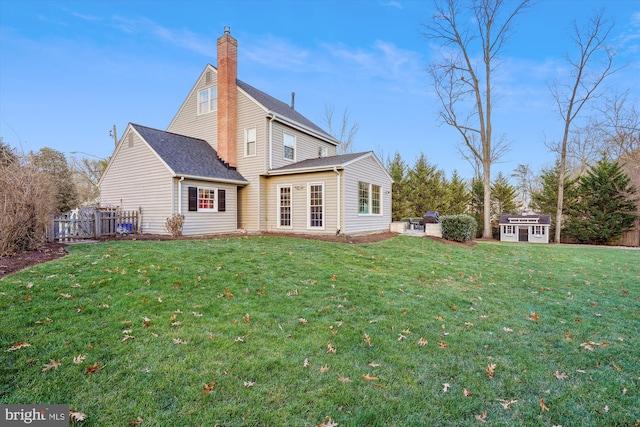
xmin=243 ymin=381 xmax=255 ymax=387
xmin=540 ymin=398 xmax=550 ymax=412
xmin=496 ymin=399 xmax=518 ymax=409
xmin=173 ymin=338 xmax=188 ymax=345
xmin=364 ymin=334 xmax=372 ymax=347
xmin=438 ymin=342 xmax=449 ymax=348
xmin=202 ymin=381 xmax=215 ymax=394
xmin=303 ymin=358 xmax=309 ymax=368
xmin=503 ymin=327 xmax=514 ymax=333
xmin=192 ymin=312 xmax=203 ymax=317
xmin=368 ymin=361 xmax=380 ymax=367
xmin=320 ymin=366 xmax=330 ymax=373
xmin=527 ymin=312 xmax=540 ymax=321
xmin=418 ymin=337 xmax=428 ymax=346
xmin=463 ymin=388 xmax=472 ymax=397
xmin=338 ymin=376 xmax=352 ymax=383
xmin=35 ymin=318 xmax=53 ymax=324
xmin=317 ymin=417 xmax=338 ymax=427
xmin=553 ymin=370 xmax=569 ymax=380
xmin=326 ymin=343 xmax=336 ymax=354
xmin=73 ymin=355 xmax=87 ymax=364
xmin=442 ymin=383 xmax=450 ymax=392
xmin=486 ymin=364 xmax=496 ymax=379
xmin=362 ymin=373 xmax=379 ymax=381
xmin=224 ymin=288 xmax=234 ymax=299
xmin=128 ymin=416 xmax=143 ymax=425
xmin=298 ymin=318 xmax=308 ymax=324
xmin=69 ymin=410 xmax=87 ymax=422
xmin=86 ymin=363 xmax=102 ymax=374
xmin=474 ymin=411 xmax=487 ymax=422
xmin=6 ymin=342 xmax=31 ymax=352
xmin=142 ymin=317 xmax=152 ymax=327
xmin=42 ymin=359 xmax=61 ymax=372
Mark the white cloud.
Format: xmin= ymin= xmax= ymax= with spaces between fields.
xmin=380 ymin=1 xmax=403 ymax=10
xmin=242 ymin=35 xmax=313 ymax=71
xmin=110 ymin=16 xmax=214 ymax=57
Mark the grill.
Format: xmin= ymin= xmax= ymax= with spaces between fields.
xmin=420 ymin=211 xmax=440 ymax=225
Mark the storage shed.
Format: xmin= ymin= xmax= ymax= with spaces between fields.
xmin=499 ymin=214 xmax=551 ymax=244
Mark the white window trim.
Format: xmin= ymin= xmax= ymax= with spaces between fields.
xmin=358 ymin=182 xmax=383 ymax=216
xmin=245 ymin=127 xmax=257 ymax=157
xmin=307 ymin=182 xmax=325 ymax=230
xmin=197 ymin=87 xmax=217 ymax=115
xmin=197 ymin=186 xmax=218 ymax=212
xmin=503 ymin=225 xmax=515 ymax=235
xmin=277 ymin=184 xmax=293 ymax=229
xmin=283 ymin=132 xmax=296 ymax=162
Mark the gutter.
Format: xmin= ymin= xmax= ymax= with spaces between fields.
xmin=268 ymin=110 xmax=338 ymax=146
xmin=171 ymin=173 xmax=248 ymax=186
xmin=334 ymin=166 xmax=341 ymax=235
xmin=178 ymin=176 xmax=185 ymax=214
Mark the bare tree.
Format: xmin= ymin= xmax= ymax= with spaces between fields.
xmin=549 ymin=10 xmax=617 ymax=243
xmin=592 ymin=91 xmax=640 ymax=163
xmin=511 ymin=163 xmax=536 ymax=210
xmin=70 ymin=156 xmax=108 ymax=206
xmin=323 ymin=104 xmax=359 ymax=155
xmin=423 ymin=0 xmax=530 ymax=238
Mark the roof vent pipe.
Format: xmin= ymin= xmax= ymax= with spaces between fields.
xmin=291 ymin=92 xmax=295 ymax=110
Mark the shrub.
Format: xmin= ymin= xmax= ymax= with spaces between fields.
xmin=441 ymin=214 xmax=477 ymax=242
xmin=165 ymin=214 xmax=185 ymax=237
xmin=0 ymin=163 xmax=56 ymax=256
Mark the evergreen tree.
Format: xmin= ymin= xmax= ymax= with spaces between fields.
xmin=491 ymin=172 xmax=519 ymax=219
xmin=442 ymin=170 xmax=469 ymax=215
xmin=470 ymin=177 xmax=484 ymax=237
xmin=31 ymin=147 xmax=78 ymax=213
xmin=530 ymin=161 xmax=577 ymax=240
xmin=406 ymin=154 xmax=447 ymax=217
xmin=565 ymin=158 xmax=638 ymax=244
xmin=387 ymin=152 xmax=411 ymax=221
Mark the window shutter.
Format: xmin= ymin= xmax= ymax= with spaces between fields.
xmin=188 ymin=187 xmax=197 ymax=211
xmin=218 ymin=189 xmax=226 ymax=212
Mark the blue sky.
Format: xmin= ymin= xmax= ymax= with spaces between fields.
xmin=1 ymin=0 xmax=639 ymax=180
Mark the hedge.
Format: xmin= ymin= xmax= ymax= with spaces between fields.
xmin=441 ymin=214 xmax=477 ymax=242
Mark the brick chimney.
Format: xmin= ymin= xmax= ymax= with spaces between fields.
xmin=217 ymin=26 xmax=237 ymax=168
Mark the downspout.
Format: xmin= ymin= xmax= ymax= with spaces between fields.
xmin=178 ymin=177 xmax=185 ymax=215
xmin=269 ymin=113 xmax=276 ymax=170
xmin=334 ymin=166 xmax=341 ymax=235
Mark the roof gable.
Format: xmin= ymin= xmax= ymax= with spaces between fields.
xmin=131 ymin=124 xmax=247 ymax=183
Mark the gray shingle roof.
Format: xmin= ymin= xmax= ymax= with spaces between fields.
xmin=269 ymin=151 xmax=373 ymax=173
xmin=236 ymin=79 xmax=335 ymax=141
xmin=131 ymin=124 xmax=247 ymax=183
xmin=499 ymin=214 xmax=551 ymax=225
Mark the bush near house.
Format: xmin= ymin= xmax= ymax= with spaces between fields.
xmin=441 ymin=214 xmax=477 ymax=242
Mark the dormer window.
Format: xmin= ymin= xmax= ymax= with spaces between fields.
xmin=198 ymin=87 xmax=217 ymax=115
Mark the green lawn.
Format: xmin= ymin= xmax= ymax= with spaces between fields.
xmin=1 ymin=236 xmax=639 ymax=426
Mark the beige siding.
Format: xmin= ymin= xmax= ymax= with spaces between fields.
xmin=263 ymin=171 xmax=338 ymax=234
xmin=167 ymin=66 xmax=218 ymax=147
xmin=342 ymin=156 xmax=392 ymax=234
xmin=235 ymin=92 xmax=269 ymax=231
xmin=270 ymin=122 xmax=336 ymax=170
xmin=99 ymin=128 xmax=173 ymax=234
xmin=173 ymin=179 xmax=238 ymax=235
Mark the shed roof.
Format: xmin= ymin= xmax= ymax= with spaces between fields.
xmin=499 ymin=214 xmax=551 ymax=225
xmin=131 ymin=123 xmax=248 ymax=184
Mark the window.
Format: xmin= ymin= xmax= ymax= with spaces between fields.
xmin=278 ymin=185 xmax=292 ymax=228
xmin=283 ymin=132 xmax=295 ymax=160
xmin=198 ymin=87 xmax=217 ymax=115
xmin=188 ymin=186 xmax=225 ymax=212
xmin=198 ymin=188 xmax=216 ymax=211
xmin=308 ymin=183 xmax=324 ymax=229
xmin=318 ymin=146 xmax=328 ymax=158
xmin=245 ymin=127 xmax=256 ymax=157
xmin=533 ymin=225 xmax=545 ymax=235
xmin=503 ymin=225 xmax=515 ymax=235
xmin=358 ymin=182 xmax=382 ymax=215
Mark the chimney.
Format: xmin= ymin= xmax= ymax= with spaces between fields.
xmin=217 ymin=26 xmax=237 ymax=168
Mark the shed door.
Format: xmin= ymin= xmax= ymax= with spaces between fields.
xmin=518 ymin=227 xmax=528 ymax=242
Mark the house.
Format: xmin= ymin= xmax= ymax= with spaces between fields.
xmin=499 ymin=214 xmax=551 ymax=244
xmin=99 ymin=27 xmax=392 ymax=236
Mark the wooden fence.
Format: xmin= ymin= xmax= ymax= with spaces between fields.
xmin=49 ymin=208 xmax=141 ymax=242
